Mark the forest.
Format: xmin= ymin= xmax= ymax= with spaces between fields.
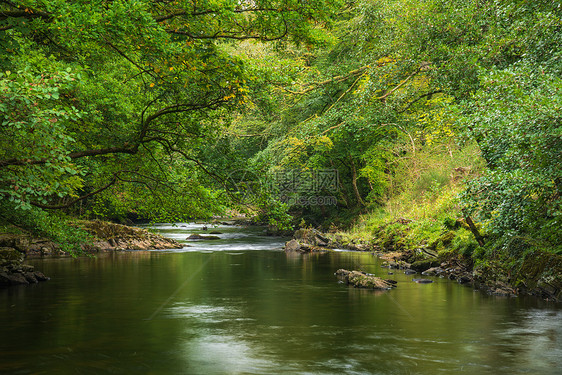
xmin=1 ymin=0 xmax=561 ymax=270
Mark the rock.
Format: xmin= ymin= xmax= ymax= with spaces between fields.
xmin=335 ymin=269 xmax=397 ymax=290
xmin=24 ymin=272 xmax=38 ymax=283
xmin=21 ymin=264 xmax=35 ymax=272
xmin=209 ymin=231 xmax=223 ymax=235
xmin=33 ymin=271 xmax=50 ymax=281
xmin=286 ymin=228 xmax=337 ymax=253
xmin=186 ymin=234 xmax=204 ymax=240
xmin=294 ymin=228 xmax=332 ymax=247
xmin=80 ymin=220 xmax=183 ymax=251
xmin=186 ymin=234 xmax=220 ymax=240
xmin=410 ymin=259 xmax=441 ymax=272
xmin=0 ymin=247 xmax=24 ymax=266
xmin=0 ymin=246 xmax=49 ymax=287
xmin=0 ymin=235 xmax=30 ymax=253
xmin=422 ymin=267 xmax=443 ymax=276
xmin=488 ymin=284 xmax=517 ymax=298
xmin=284 ymin=239 xmax=302 ymax=253
xmin=314 ymin=233 xmax=330 ymax=247
xmin=0 ymin=271 xmax=29 ymax=286
xmin=387 ymin=261 xmax=398 ymax=269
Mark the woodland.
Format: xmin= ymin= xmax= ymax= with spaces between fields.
xmin=0 ymin=0 xmax=561 ymax=266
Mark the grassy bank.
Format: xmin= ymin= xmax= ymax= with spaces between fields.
xmin=332 ymin=143 xmax=562 ymax=301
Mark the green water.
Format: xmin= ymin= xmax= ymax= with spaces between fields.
xmin=1 ymin=224 xmax=561 ymax=374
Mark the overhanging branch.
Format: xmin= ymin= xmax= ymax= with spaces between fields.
xmin=155 ymin=7 xmax=289 ymax=22
xmin=31 ymin=176 xmax=118 ymax=210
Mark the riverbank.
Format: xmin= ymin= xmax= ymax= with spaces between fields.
xmin=0 ymin=220 xmax=182 ymax=287
xmin=285 ymin=225 xmax=562 ymax=302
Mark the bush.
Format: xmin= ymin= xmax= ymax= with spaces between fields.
xmin=460 ymin=67 xmax=562 ymax=255
xmin=0 ymin=202 xmax=90 ymax=255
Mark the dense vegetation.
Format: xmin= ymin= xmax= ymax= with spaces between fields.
xmin=1 ymin=0 xmax=561 ymax=263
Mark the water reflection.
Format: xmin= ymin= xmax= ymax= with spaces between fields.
xmin=0 ymin=225 xmax=560 ymax=375
xmin=490 ymin=309 xmax=562 ymax=373
xmin=165 ymin=302 xmax=281 ymax=374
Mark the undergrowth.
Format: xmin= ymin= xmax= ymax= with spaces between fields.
xmin=0 ymin=202 xmax=90 ymax=255
xmin=339 ymin=142 xmax=484 ymax=259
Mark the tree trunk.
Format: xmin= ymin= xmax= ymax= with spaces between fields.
xmin=465 ymin=215 xmax=485 ymax=247
xmin=350 ymin=157 xmax=365 ymax=207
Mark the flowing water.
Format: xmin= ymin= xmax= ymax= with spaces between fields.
xmin=1 ymin=223 xmax=561 ymax=374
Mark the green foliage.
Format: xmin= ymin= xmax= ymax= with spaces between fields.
xmin=0 ymin=68 xmax=83 ymax=209
xmin=450 ymin=228 xmax=479 ymax=258
xmin=256 ymin=198 xmax=293 ymax=232
xmin=0 ymin=0 xmax=560 ymax=265
xmin=460 ymin=67 xmax=562 ymax=254
xmin=0 ymin=0 xmax=343 ymax=234
xmin=0 ymin=201 xmax=90 ymax=255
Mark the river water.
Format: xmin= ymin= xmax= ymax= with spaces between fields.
xmin=1 ymin=223 xmax=561 ymax=374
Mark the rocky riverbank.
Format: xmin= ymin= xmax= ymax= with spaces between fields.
xmin=283 ymin=228 xmax=336 ymax=253
xmin=0 ymin=220 xmax=183 ymax=287
xmin=376 ymin=248 xmax=562 ymax=301
xmin=0 ymin=247 xmax=50 ymax=286
xmin=284 ymin=227 xmax=562 ymax=302
xmin=78 ymin=220 xmax=183 ymax=254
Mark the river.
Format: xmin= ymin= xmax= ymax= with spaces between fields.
xmin=1 ymin=223 xmax=561 ymax=374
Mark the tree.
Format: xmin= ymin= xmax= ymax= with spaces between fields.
xmin=460 ymin=67 xmax=562 ymax=254
xmin=0 ymin=0 xmax=342 ymax=223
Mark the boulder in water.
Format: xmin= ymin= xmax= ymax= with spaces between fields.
xmin=293 ymin=228 xmax=332 ymax=247
xmin=0 ymin=247 xmax=50 ymax=286
xmin=186 ymin=234 xmax=220 ymax=240
xmin=422 ymin=267 xmax=444 ymax=276
xmin=335 ymin=269 xmax=397 ymax=290
xmin=284 ymin=239 xmax=302 ymax=253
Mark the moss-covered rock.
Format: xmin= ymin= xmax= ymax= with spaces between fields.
xmin=78 ymin=220 xmax=183 ymax=251
xmin=410 ymin=259 xmax=441 ymax=272
xmin=0 ymin=247 xmax=24 ymax=265
xmin=0 ymin=246 xmax=50 ymax=287
xmin=335 ymin=269 xmax=397 ymax=290
xmin=514 ymin=251 xmax=562 ymax=301
xmin=0 ymin=234 xmax=31 ymax=253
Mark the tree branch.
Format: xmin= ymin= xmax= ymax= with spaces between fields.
xmin=396 ymin=90 xmax=444 ymax=113
xmin=283 ymin=66 xmax=369 ymax=95
xmin=166 ymin=25 xmax=288 ymax=41
xmin=0 ymin=95 xmax=227 ymax=169
xmin=155 ymin=7 xmax=292 ymax=22
xmin=0 ymin=146 xmax=138 ymax=168
xmin=375 ymin=64 xmax=429 ymax=101
xmin=31 ymin=177 xmax=118 ymax=209
xmin=0 ymin=8 xmax=50 ymax=21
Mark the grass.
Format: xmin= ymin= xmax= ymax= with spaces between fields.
xmin=337 ymin=141 xmax=485 ymax=257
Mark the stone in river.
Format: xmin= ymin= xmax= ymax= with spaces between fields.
xmin=335 ymin=269 xmax=397 ymax=290
xmin=186 ymin=234 xmax=220 ymax=240
xmin=284 ymin=239 xmax=302 ymax=253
